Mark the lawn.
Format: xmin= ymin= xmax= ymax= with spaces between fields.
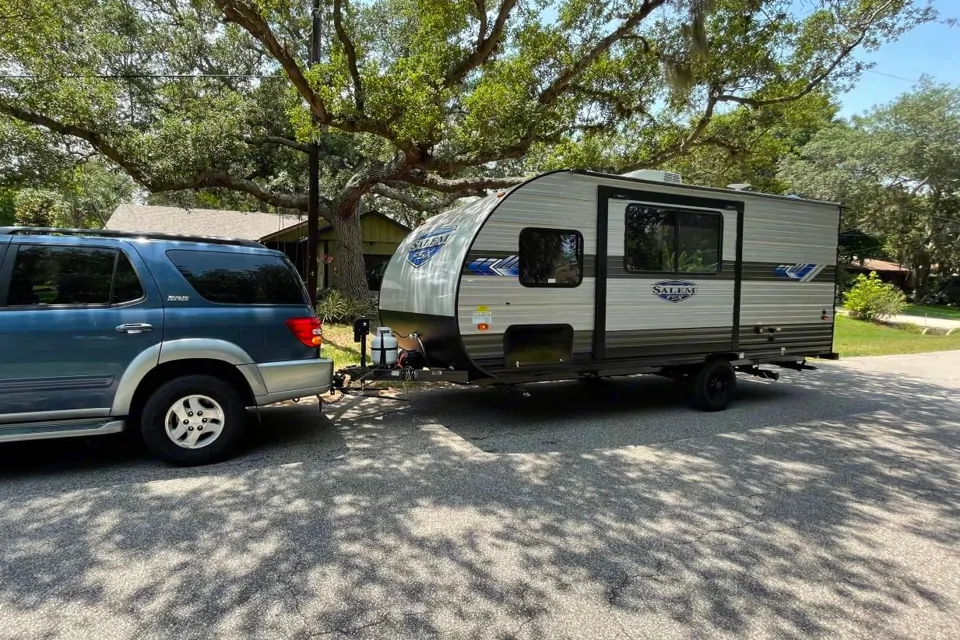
xmin=320 ymin=323 xmax=366 ymax=367
xmin=833 ymin=314 xmax=960 ymax=357
xmin=900 ymin=304 xmax=960 ymax=321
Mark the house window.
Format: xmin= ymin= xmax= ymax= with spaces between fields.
xmin=624 ymin=204 xmax=722 ymax=274
xmin=518 ymin=228 xmax=583 ymax=287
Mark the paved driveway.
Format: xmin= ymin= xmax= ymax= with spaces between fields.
xmin=1 ymin=351 xmax=958 ymax=640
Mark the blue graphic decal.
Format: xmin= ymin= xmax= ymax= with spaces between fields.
xmin=467 ymin=255 xmax=520 ymax=277
xmin=773 ymin=263 xmax=823 ymax=282
xmin=651 ymin=280 xmax=699 ymax=303
xmin=406 ymin=226 xmax=457 ymax=268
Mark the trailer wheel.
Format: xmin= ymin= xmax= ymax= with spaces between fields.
xmin=691 ymin=359 xmax=736 ymax=411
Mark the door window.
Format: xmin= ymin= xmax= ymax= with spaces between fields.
xmin=5 ymin=245 xmax=143 ymax=307
xmin=624 ymin=204 xmax=722 ymax=274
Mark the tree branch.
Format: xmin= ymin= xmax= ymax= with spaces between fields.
xmin=406 ymin=173 xmax=528 ymax=193
xmin=150 ymin=170 xmax=312 ymax=212
xmin=242 ymin=135 xmax=311 ymax=153
xmin=0 ymin=103 xmax=312 ymax=212
xmin=212 ymin=0 xmax=330 ymax=124
xmin=333 ymin=0 xmax=365 ymax=112
xmin=0 ymin=101 xmax=151 ymax=185
xmin=538 ymin=0 xmax=667 ymax=107
xmin=444 ymin=0 xmax=516 ymax=87
xmin=715 ymin=0 xmax=894 ymax=109
xmin=626 ymin=91 xmax=721 ymax=171
xmin=369 ymin=185 xmax=473 ymax=212
xmin=424 ymin=131 xmax=562 ymax=174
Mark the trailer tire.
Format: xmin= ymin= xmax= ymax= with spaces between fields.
xmin=691 ymin=358 xmax=736 ymax=411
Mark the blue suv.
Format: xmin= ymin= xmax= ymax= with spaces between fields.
xmin=0 ymin=227 xmax=333 ymax=466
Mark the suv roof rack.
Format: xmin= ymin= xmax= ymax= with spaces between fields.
xmin=0 ymin=226 xmax=266 ymax=249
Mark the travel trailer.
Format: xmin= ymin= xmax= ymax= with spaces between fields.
xmin=342 ymin=168 xmax=840 ymax=411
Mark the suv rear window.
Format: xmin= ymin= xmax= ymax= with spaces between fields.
xmin=166 ymin=250 xmax=309 ymax=305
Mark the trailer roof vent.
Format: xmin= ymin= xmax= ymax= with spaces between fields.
xmin=620 ymin=169 xmax=682 ymax=184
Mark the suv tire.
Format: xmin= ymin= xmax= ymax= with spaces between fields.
xmin=690 ymin=358 xmax=737 ymax=412
xmin=140 ymin=374 xmax=246 ymax=466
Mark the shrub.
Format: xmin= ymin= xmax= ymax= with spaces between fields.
xmin=316 ymin=289 xmax=378 ymax=324
xmin=843 ymin=271 xmax=906 ymax=321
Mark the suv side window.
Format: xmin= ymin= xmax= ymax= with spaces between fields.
xmin=166 ymin=250 xmax=309 ymax=305
xmin=6 ymin=245 xmax=144 ymax=307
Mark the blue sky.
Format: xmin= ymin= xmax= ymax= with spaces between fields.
xmin=829 ymin=0 xmax=958 ymax=117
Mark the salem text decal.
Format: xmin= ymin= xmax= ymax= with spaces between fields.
xmin=467 ymin=255 xmax=520 ymax=276
xmin=773 ymin=263 xmax=824 ymax=282
xmin=407 ymin=226 xmax=457 ymax=267
xmin=651 ymin=280 xmax=699 ymax=303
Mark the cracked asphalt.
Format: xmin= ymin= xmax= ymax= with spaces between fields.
xmin=1 ymin=350 xmax=959 ymax=640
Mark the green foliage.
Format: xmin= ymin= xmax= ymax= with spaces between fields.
xmin=0 ymin=0 xmax=939 ymax=297
xmin=13 ymin=189 xmax=67 ymax=227
xmin=779 ymin=79 xmax=960 ymax=295
xmin=660 ymin=246 xmax=717 ymax=273
xmin=843 ymin=272 xmax=906 ymax=321
xmin=7 ymin=159 xmax=134 ymax=228
xmin=316 ymin=289 xmax=378 ymax=324
xmin=0 ymin=188 xmax=15 ymax=225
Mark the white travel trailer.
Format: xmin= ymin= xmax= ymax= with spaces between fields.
xmin=361 ymin=169 xmax=840 ymax=411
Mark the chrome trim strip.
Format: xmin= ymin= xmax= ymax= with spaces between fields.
xmin=0 ymin=419 xmax=125 ymax=443
xmin=0 ymin=408 xmax=111 ymax=425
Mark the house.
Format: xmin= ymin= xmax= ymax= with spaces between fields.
xmin=105 ymin=204 xmax=412 ymax=290
xmin=844 ymin=257 xmax=913 ymax=291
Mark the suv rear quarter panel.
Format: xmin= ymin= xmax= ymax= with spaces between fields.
xmin=135 ymin=242 xmax=319 ymax=364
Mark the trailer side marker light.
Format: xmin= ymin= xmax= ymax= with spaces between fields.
xmin=477 ymin=323 xmax=490 ymax=331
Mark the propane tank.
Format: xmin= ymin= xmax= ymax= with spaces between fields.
xmin=371 ymin=327 xmax=399 ymax=368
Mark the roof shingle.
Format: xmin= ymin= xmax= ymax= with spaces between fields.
xmin=105 ymin=204 xmax=304 ymax=241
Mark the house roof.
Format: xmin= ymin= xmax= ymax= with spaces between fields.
xmin=848 ymin=258 xmax=909 ymax=272
xmin=106 ymin=204 xmax=303 ymax=241
xmin=258 ymin=210 xmax=411 ymax=242
xmin=106 ymin=204 xmax=412 ymax=242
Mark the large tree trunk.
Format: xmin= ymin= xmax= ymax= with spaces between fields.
xmin=330 ymin=210 xmax=370 ymax=300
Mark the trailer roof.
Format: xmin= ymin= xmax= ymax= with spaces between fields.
xmin=569 ymin=170 xmax=841 ymax=207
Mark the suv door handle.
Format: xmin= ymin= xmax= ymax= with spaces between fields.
xmin=116 ymin=323 xmax=153 ymax=334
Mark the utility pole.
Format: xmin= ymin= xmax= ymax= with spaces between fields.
xmin=306 ymin=0 xmax=322 ymax=305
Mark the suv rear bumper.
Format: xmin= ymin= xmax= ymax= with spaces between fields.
xmin=241 ymin=358 xmax=335 ymax=406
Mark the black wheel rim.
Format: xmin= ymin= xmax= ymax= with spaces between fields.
xmin=706 ymin=371 xmax=730 ymax=401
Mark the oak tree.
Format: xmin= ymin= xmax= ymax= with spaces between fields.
xmin=0 ymin=0 xmax=937 ymax=296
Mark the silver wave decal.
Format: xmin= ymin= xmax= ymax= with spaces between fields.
xmin=651 ymin=280 xmax=698 ymax=303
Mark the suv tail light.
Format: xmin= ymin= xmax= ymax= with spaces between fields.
xmin=286 ymin=317 xmax=323 ymax=347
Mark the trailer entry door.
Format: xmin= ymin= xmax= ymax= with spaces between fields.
xmin=593 ymin=185 xmax=744 ymax=361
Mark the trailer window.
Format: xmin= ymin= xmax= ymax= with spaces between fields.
xmin=624 ymin=204 xmax=721 ymax=274
xmin=518 ymin=228 xmax=583 ymax=287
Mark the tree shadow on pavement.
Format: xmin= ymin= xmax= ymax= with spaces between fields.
xmin=0 ymin=362 xmax=957 ymax=639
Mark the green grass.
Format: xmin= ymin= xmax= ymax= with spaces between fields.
xmin=320 ymin=323 xmax=365 ymax=367
xmin=834 ymin=314 xmax=960 ymax=357
xmin=901 ymin=304 xmax=960 ymax=321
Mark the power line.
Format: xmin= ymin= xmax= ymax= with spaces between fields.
xmin=863 ymin=69 xmax=920 ymax=83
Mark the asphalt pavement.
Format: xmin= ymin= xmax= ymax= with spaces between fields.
xmin=1 ymin=351 xmax=959 ymax=640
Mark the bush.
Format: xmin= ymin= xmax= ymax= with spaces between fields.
xmin=315 ymin=289 xmax=378 ymax=324
xmin=843 ymin=271 xmax=906 ymax=321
